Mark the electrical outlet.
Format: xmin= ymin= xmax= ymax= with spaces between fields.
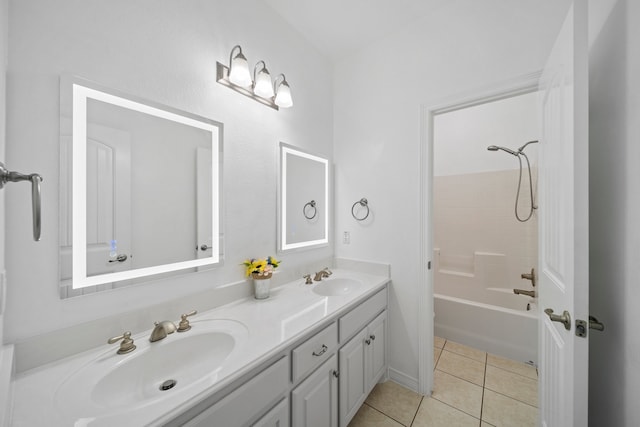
xmin=343 ymin=231 xmax=350 ymax=244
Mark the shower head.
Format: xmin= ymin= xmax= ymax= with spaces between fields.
xmin=517 ymin=140 xmax=539 ymax=153
xmin=487 ymin=145 xmax=518 ymax=156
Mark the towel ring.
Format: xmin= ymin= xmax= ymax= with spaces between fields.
xmin=303 ymin=200 xmax=317 ymax=220
xmin=351 ymin=198 xmax=369 ymax=221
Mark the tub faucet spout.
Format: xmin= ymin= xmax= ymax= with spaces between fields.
xmin=513 ymin=289 xmax=536 ymax=298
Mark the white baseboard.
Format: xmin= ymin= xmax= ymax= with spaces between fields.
xmin=387 ymin=367 xmax=420 ymax=394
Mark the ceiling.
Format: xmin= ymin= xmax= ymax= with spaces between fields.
xmin=263 ymin=0 xmax=450 ymax=62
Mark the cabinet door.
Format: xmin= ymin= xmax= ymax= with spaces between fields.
xmin=291 ymin=354 xmax=338 ymax=427
xmin=338 ymin=329 xmax=367 ymax=427
xmin=366 ymin=311 xmax=387 ymax=391
xmin=252 ymin=398 xmax=289 ymax=427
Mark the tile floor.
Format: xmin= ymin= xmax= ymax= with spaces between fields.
xmin=348 ymin=337 xmax=538 ymax=427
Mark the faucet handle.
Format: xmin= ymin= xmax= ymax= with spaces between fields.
xmin=108 ymin=331 xmax=136 ymax=355
xmin=323 ymin=267 xmax=333 ymax=276
xmin=303 ymin=274 xmax=313 ymax=285
xmin=177 ymin=310 xmax=198 ymax=332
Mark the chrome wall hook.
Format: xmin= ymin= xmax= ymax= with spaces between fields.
xmin=0 ymin=161 xmax=43 ymax=241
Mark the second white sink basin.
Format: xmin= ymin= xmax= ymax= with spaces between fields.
xmin=54 ymin=319 xmax=248 ymax=418
xmin=312 ymin=278 xmax=362 ymax=296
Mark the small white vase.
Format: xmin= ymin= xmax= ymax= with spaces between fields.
xmin=252 ymin=273 xmax=272 ymax=299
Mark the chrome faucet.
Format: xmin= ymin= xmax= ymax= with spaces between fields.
xmin=313 ymin=267 xmax=333 ymax=281
xmin=149 ymin=320 xmax=177 ymax=342
xmin=513 ymin=289 xmax=536 ymax=298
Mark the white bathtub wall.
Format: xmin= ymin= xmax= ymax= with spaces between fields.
xmin=433 ymin=169 xmax=538 ymax=291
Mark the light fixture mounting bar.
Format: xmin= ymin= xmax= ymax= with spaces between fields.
xmin=216 ymin=62 xmax=279 ymax=110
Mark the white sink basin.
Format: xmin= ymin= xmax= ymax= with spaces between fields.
xmin=312 ymin=278 xmax=362 ymax=296
xmin=54 ymin=319 xmax=248 ymax=418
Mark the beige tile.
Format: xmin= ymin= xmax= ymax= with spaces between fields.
xmin=434 ymin=347 xmax=442 ymax=369
xmin=484 ymin=365 xmax=538 ymax=407
xmin=481 ymin=423 xmax=496 ymax=427
xmin=432 ymin=370 xmax=483 ymax=419
xmin=443 ymin=340 xmax=486 ymax=363
xmin=348 ymin=404 xmax=404 ymax=427
xmin=482 ymin=389 xmax=537 ymax=427
xmin=487 ymin=354 xmax=537 ymax=379
xmin=434 ymin=336 xmax=446 ymax=349
xmin=412 ymin=397 xmax=480 ymax=427
xmin=365 ymin=381 xmax=422 ymax=426
xmin=436 ymin=350 xmax=485 ymax=386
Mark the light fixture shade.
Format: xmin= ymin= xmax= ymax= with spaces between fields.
xmin=274 ymin=75 xmax=293 ymax=108
xmin=228 ymin=47 xmax=252 ymax=88
xmin=253 ymin=62 xmax=275 ymax=98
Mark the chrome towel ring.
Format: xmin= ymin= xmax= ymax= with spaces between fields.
xmin=303 ymin=200 xmax=317 ymax=219
xmin=351 ymin=198 xmax=369 ymax=221
xmin=0 ymin=161 xmax=43 ymax=241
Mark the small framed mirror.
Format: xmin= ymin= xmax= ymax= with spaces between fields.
xmin=278 ymin=143 xmax=329 ymax=252
xmin=59 ymin=77 xmax=223 ymax=296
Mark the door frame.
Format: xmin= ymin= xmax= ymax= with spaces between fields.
xmin=418 ymin=71 xmax=542 ymax=395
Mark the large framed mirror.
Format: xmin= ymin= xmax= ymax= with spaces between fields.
xmin=278 ymin=143 xmax=329 ymax=252
xmin=59 ymin=76 xmax=223 ymax=296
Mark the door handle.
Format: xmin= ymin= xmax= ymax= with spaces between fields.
xmin=544 ymin=308 xmax=571 ymax=330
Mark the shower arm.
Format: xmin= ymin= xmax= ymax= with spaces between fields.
xmin=0 ymin=162 xmax=43 ymax=241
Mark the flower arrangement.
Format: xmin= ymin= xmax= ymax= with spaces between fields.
xmin=243 ymin=256 xmax=280 ymax=279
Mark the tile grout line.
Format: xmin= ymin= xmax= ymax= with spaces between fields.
xmin=479 ymin=352 xmax=487 ymax=425
xmin=364 ymin=402 xmax=411 ymax=427
xmin=408 ymin=396 xmax=424 ymax=427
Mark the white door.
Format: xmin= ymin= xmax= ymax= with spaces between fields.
xmin=537 ymin=1 xmax=588 ymax=426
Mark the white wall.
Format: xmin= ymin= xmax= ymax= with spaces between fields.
xmin=434 ymin=92 xmax=539 ymax=176
xmin=333 ymin=0 xmax=570 ymax=387
xmin=588 ymin=0 xmax=640 ymax=425
xmin=4 ymin=0 xmax=333 ymax=344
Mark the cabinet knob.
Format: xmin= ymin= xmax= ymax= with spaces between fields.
xmin=365 ymin=339 xmax=371 ymax=345
xmin=369 ymin=334 xmax=376 ymax=341
xmin=332 ymin=370 xmax=339 ymax=378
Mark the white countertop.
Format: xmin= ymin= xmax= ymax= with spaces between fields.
xmin=10 ymin=269 xmax=389 ymax=426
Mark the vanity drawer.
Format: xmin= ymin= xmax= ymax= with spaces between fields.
xmin=292 ymin=322 xmax=338 ymax=382
xmin=182 ymin=356 xmax=288 ymax=427
xmin=339 ymin=287 xmax=387 ymax=342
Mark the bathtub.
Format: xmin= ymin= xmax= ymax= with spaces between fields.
xmin=434 ymin=293 xmax=538 ymax=364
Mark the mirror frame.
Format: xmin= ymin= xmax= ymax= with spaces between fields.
xmin=277 ymin=142 xmax=330 ymax=252
xmin=65 ymin=77 xmax=223 ymax=289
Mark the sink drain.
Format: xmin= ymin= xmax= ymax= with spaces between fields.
xmin=160 ymin=379 xmax=177 ymax=391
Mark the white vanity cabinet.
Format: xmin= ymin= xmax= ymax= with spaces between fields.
xmin=179 ymin=357 xmax=289 ymax=427
xmin=171 ymin=284 xmax=388 ymax=427
xmin=252 ymin=398 xmax=289 ymax=427
xmin=338 ymin=311 xmax=387 ymax=427
xmin=291 ymin=354 xmax=339 ymax=427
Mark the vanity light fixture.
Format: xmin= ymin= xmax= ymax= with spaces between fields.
xmin=253 ymin=61 xmax=275 ymax=99
xmin=216 ymin=44 xmax=292 ymax=111
xmin=227 ymin=45 xmax=252 ymax=87
xmin=274 ymin=74 xmax=293 ymax=108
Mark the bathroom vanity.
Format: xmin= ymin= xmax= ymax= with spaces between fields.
xmin=10 ymin=269 xmax=389 ymax=427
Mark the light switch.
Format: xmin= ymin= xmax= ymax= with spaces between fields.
xmin=343 ymin=231 xmax=350 ymax=244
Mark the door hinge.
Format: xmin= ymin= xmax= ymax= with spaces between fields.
xmin=427 ymin=261 xmax=431 ymax=270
